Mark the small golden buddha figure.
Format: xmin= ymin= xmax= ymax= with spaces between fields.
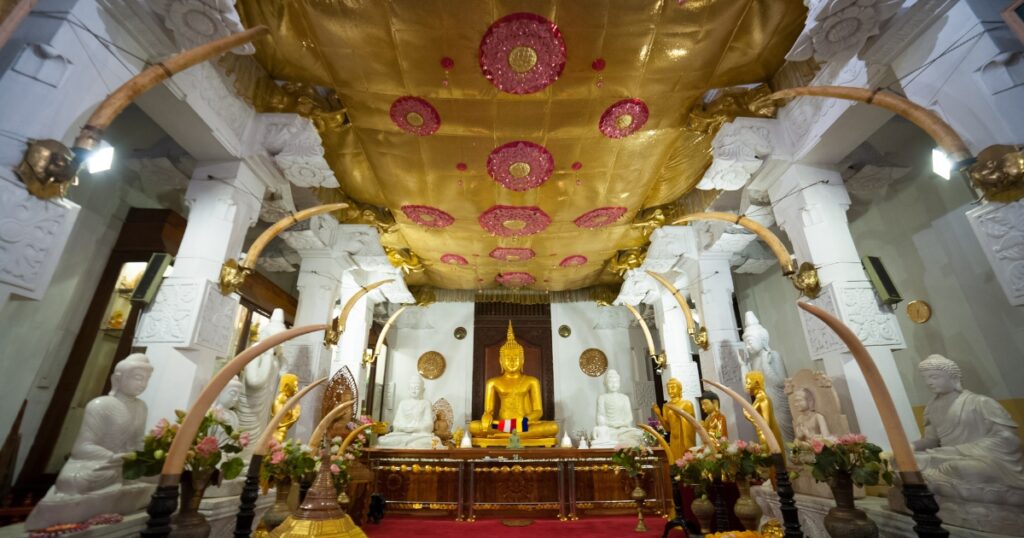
xmin=744 ymin=372 xmax=783 ymax=450
xmin=271 ymin=373 xmax=300 ymax=442
xmin=469 ymin=322 xmax=558 ymax=445
xmin=700 ymin=390 xmax=728 ymax=441
xmin=651 ymin=378 xmax=695 ymax=456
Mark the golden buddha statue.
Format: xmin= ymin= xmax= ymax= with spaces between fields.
xmin=744 ymin=372 xmax=783 ymax=450
xmin=700 ymin=390 xmax=728 ymax=441
xmin=469 ymin=322 xmax=558 ymax=446
xmin=271 ymin=373 xmax=300 ymax=442
xmin=651 ymin=378 xmax=695 ymax=457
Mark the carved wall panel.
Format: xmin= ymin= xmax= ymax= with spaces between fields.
xmin=967 ymin=200 xmax=1024 ymax=306
xmin=796 ymin=281 xmax=905 ymax=358
xmin=134 ymin=277 xmax=239 ymax=354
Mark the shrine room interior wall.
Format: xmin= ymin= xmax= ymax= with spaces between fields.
xmin=0 ymin=170 xmax=161 ymax=476
xmin=734 ymin=120 xmax=1024 ymax=436
xmin=383 ymin=303 xmax=476 ymax=429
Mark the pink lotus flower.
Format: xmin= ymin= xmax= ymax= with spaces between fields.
xmin=270 ymin=450 xmax=285 ymax=465
xmin=195 ymin=435 xmax=219 ymax=458
xmin=811 ymin=439 xmax=825 ymax=454
xmin=238 ymin=432 xmax=251 ymax=448
xmin=735 ymin=439 xmax=747 ymax=450
xmin=151 ymin=418 xmax=170 ymax=438
xmin=330 ymin=464 xmax=341 ymax=474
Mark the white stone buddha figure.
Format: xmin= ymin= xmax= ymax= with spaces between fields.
xmin=896 ymin=354 xmax=1024 ymax=534
xmin=213 ymin=377 xmax=243 ymax=433
xmin=238 ymin=308 xmax=285 ymax=440
xmin=740 ymin=311 xmax=793 ymax=441
xmin=26 ymin=354 xmax=156 ymax=529
xmin=791 ymin=387 xmax=830 ymax=442
xmin=377 ymin=377 xmax=440 ymax=449
xmin=591 ymin=370 xmax=643 ymax=448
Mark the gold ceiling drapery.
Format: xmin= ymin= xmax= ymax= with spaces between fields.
xmin=237 ymin=0 xmax=805 ymax=292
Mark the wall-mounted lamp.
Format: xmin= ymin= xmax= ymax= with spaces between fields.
xmin=931 ymin=148 xmax=951 ymax=180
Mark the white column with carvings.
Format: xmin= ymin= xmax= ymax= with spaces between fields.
xmin=653 ymin=289 xmax=701 ymax=417
xmin=134 ymin=161 xmax=265 ymax=427
xmin=770 ymin=164 xmax=917 ymax=448
xmin=694 ymin=252 xmax=751 ymax=440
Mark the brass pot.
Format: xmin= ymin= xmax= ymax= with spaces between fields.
xmin=691 ymin=494 xmax=714 ymax=533
xmin=170 ymin=470 xmax=212 ymax=538
xmin=825 ymin=472 xmax=879 ymax=538
xmin=262 ymin=479 xmax=292 ymax=531
xmin=733 ymin=478 xmax=763 ymax=531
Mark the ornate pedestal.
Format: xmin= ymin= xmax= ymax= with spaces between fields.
xmin=367 ymin=448 xmax=670 ymax=521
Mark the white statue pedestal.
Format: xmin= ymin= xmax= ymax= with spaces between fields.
xmin=751 ymin=483 xmax=1016 ymax=538
xmin=4 ymin=492 xmax=273 ymax=538
xmin=25 ymin=483 xmax=156 ymax=530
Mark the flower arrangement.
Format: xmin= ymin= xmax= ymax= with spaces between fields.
xmin=646 ymin=416 xmax=668 ymax=439
xmin=672 ymin=445 xmax=721 ymax=496
xmin=325 ymin=418 xmax=371 ymax=492
xmin=611 ymin=444 xmax=655 ymax=479
xmin=671 ymin=439 xmax=770 ymax=494
xmin=790 ymin=434 xmax=893 ymax=487
xmin=122 ymin=410 xmax=247 ymax=482
xmin=260 ymin=438 xmax=317 ymax=490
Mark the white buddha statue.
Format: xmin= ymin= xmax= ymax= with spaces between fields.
xmin=377 ymin=377 xmax=440 ymax=449
xmin=26 ymin=354 xmax=156 ymax=529
xmin=740 ymin=311 xmax=793 ymax=441
xmin=213 ymin=377 xmax=243 ymax=433
xmin=238 ymin=308 xmax=285 ymax=440
xmin=791 ymin=387 xmax=830 ymax=442
xmin=591 ymin=370 xmax=643 ymax=448
xmin=892 ymin=354 xmax=1024 ymax=534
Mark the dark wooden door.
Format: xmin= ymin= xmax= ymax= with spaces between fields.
xmin=472 ymin=303 xmax=554 ymax=421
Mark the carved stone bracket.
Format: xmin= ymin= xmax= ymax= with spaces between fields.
xmin=258 ymin=114 xmax=339 ymax=189
xmin=148 ymin=0 xmax=256 ymax=55
xmin=796 ymin=281 xmax=905 ymax=357
xmin=786 ymin=0 xmax=904 ymax=63
xmin=134 ymin=277 xmax=239 ymax=354
xmin=697 ymin=119 xmax=774 ymax=191
xmin=0 ymin=176 xmax=81 ymax=304
xmin=966 ymin=200 xmax=1024 ymax=306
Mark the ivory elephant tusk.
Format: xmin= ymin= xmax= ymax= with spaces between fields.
xmin=325 ymin=279 xmax=395 ymax=345
xmin=645 ymin=271 xmax=708 ymax=350
xmin=666 ymin=404 xmax=718 ymax=451
xmin=670 ymin=212 xmax=797 ymax=275
xmin=369 ymin=305 xmax=409 ymax=363
xmin=309 ymin=400 xmax=357 ymax=449
xmin=796 ymin=302 xmax=920 ymax=477
xmin=252 ymin=377 xmax=327 ymax=457
xmin=340 ymin=423 xmax=377 ymax=453
xmin=702 ymin=378 xmax=783 ymax=455
xmin=623 ymin=304 xmax=657 ymax=357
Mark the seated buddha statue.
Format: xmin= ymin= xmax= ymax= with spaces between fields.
xmin=592 ymin=369 xmax=644 ymax=448
xmin=469 ymin=322 xmax=558 ymax=445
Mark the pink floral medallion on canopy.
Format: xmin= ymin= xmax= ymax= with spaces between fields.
xmin=440 ymin=253 xmax=468 ymax=265
xmin=479 ymin=205 xmax=551 ymax=237
xmin=559 ymin=255 xmax=588 ymax=267
xmin=486 ymin=141 xmax=554 ymax=191
xmin=390 ymin=96 xmax=441 ymax=136
xmin=490 ymin=247 xmax=535 ymax=262
xmin=479 ymin=13 xmax=566 ymax=95
xmin=401 ymin=204 xmax=454 ymax=228
xmin=574 ymin=206 xmax=627 ymax=229
xmin=599 ymin=98 xmax=649 ymax=139
xmin=496 ymin=272 xmax=536 ymax=287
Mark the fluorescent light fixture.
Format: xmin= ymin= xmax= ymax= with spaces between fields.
xmin=931 ymin=148 xmax=951 ymax=180
xmin=87 ymin=141 xmax=115 ymax=174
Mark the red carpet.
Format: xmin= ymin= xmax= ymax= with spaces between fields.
xmin=363 ymin=515 xmax=687 ymax=537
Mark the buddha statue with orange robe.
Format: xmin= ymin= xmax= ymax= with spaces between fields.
xmin=469 ymin=323 xmax=558 ymax=445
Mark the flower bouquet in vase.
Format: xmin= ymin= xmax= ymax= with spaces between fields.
xmin=790 ymin=434 xmax=893 ymax=538
xmin=325 ymin=423 xmax=368 ymax=507
xmin=259 ymin=439 xmax=316 ymax=530
xmin=612 ymin=443 xmax=655 ymax=532
xmin=123 ymin=410 xmax=247 ymax=538
xmin=672 ymin=445 xmax=723 ymax=534
xmin=718 ymin=439 xmax=771 ymax=531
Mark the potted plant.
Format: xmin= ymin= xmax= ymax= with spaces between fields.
xmin=123 ymin=410 xmax=247 ymax=538
xmin=718 ymin=439 xmax=771 ymax=531
xmin=672 ymin=445 xmax=722 ymax=534
xmin=791 ymin=434 xmax=893 ymax=538
xmin=259 ymin=438 xmax=316 ymax=529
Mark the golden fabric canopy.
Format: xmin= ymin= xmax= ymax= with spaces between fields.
xmin=237 ymin=0 xmax=805 ymax=292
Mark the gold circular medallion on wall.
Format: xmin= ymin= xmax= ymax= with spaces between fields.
xmin=579 ymin=348 xmax=608 ymax=377
xmin=906 ymin=300 xmax=932 ymax=324
xmin=417 ymin=351 xmax=446 ymax=380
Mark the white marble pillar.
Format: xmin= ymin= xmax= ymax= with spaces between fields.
xmin=330 ymin=272 xmax=376 ymax=413
xmin=284 ymin=251 xmax=350 ymax=440
xmin=653 ymin=290 xmax=702 ymax=423
xmin=134 ymin=161 xmax=264 ymax=428
xmin=694 ymin=252 xmax=751 ymax=441
xmin=770 ymin=164 xmax=918 ymax=449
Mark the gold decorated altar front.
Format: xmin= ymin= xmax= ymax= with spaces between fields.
xmin=367 ymin=448 xmax=670 ymax=521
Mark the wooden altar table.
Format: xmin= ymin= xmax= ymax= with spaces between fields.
xmin=367 ymin=447 xmax=671 ymax=521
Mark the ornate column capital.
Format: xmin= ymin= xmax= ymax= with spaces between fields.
xmin=134 ymin=277 xmax=239 ymax=354
xmin=786 ymin=0 xmax=904 ymax=63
